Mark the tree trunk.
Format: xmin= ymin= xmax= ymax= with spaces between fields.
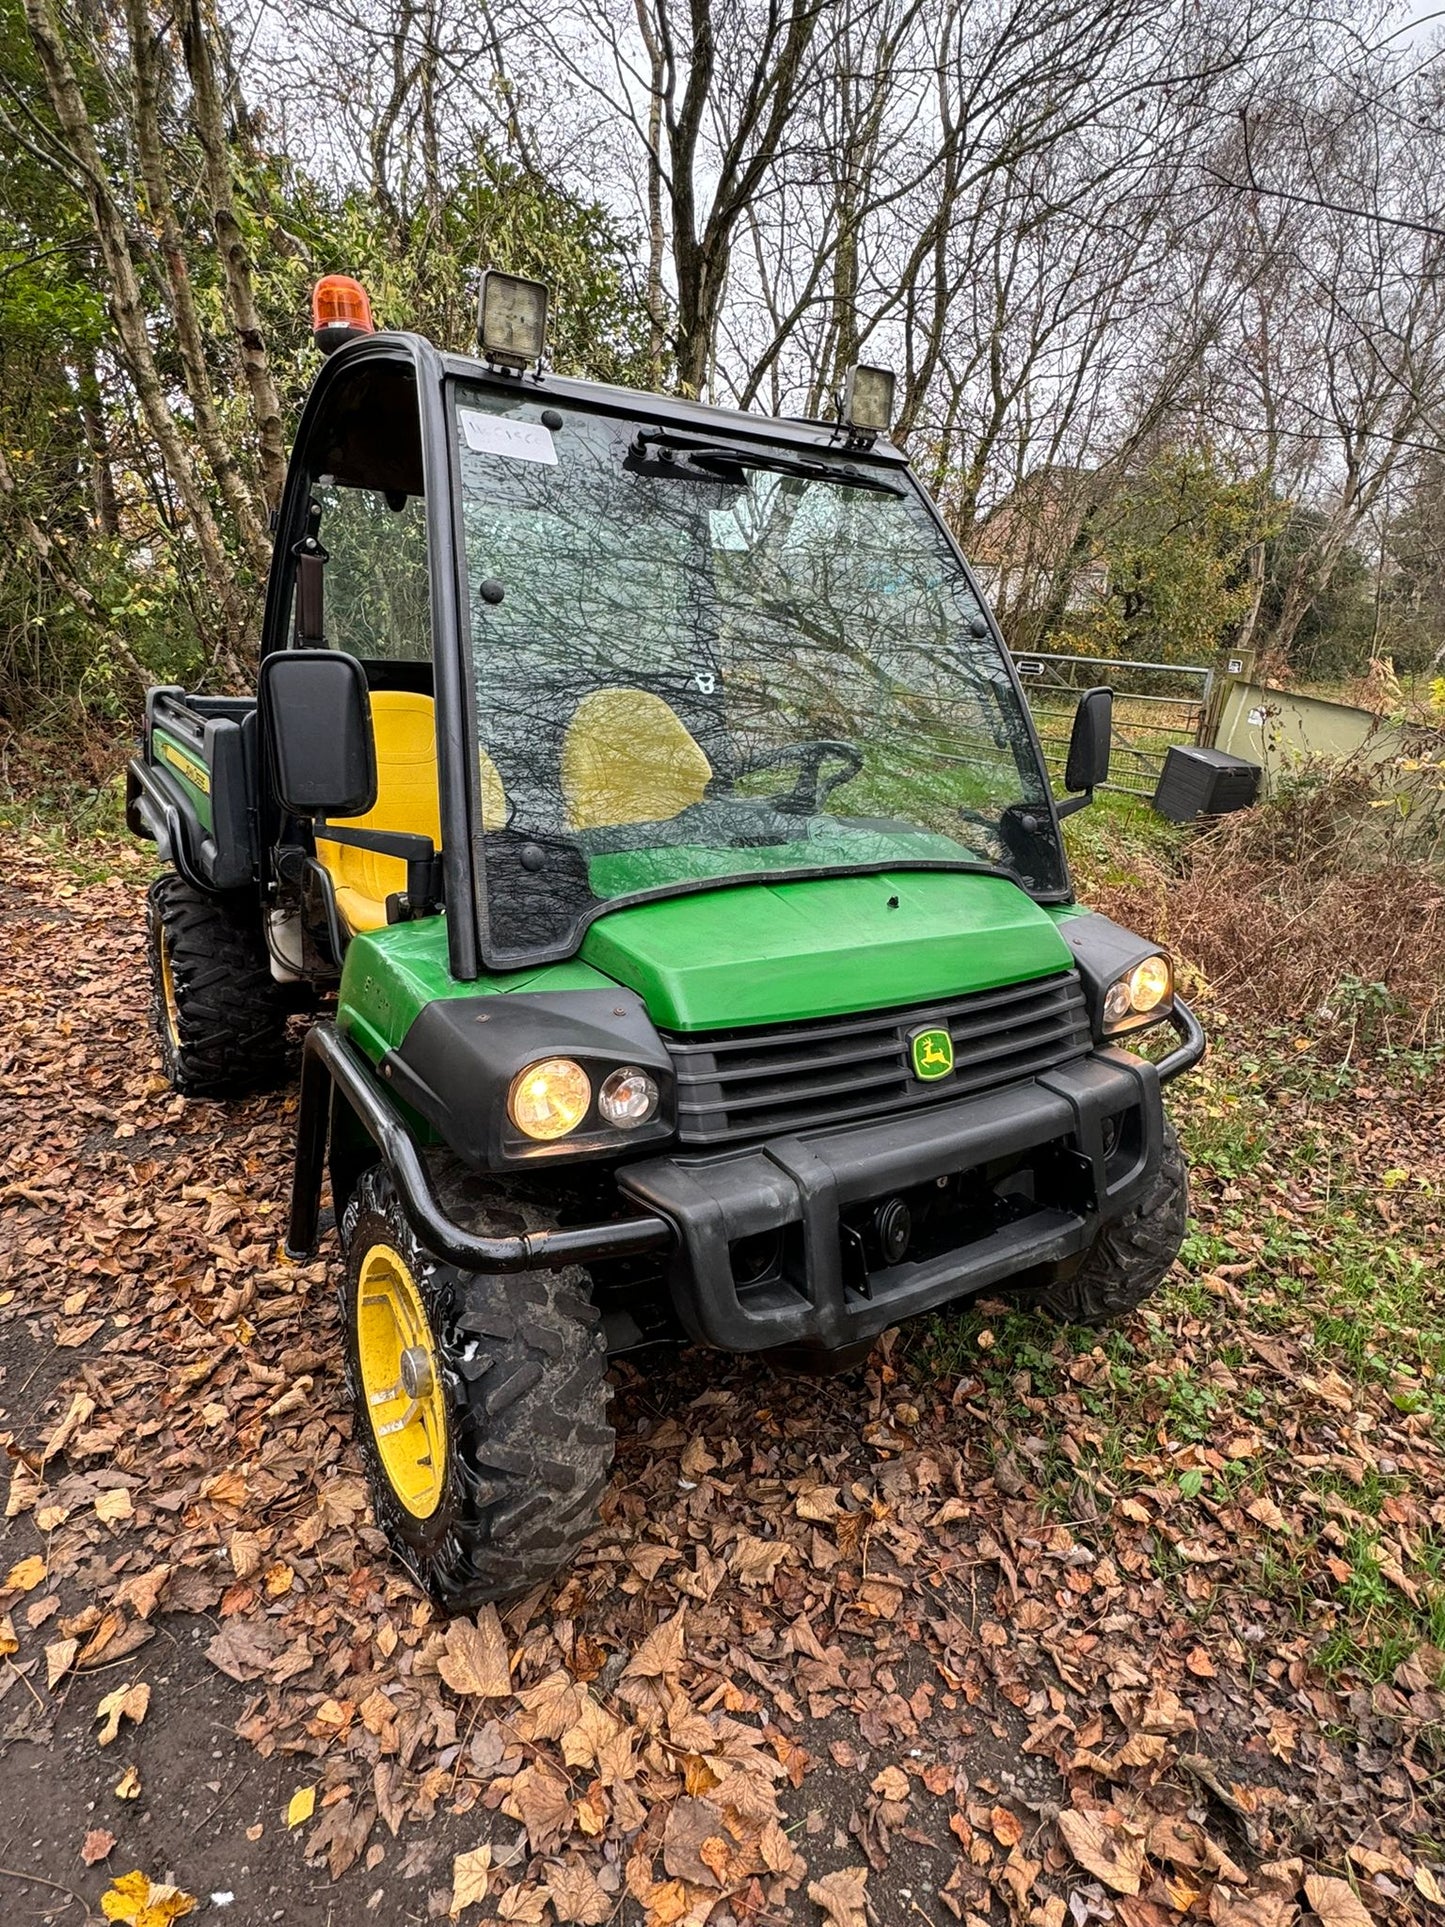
xmin=122 ymin=0 xmax=270 ymax=575
xmin=180 ymin=0 xmax=289 ymax=514
xmin=24 ymin=0 xmax=252 ymax=677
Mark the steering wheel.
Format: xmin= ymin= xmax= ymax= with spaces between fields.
xmin=725 ymin=739 xmax=865 ymax=814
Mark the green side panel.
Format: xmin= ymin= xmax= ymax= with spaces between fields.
xmin=152 ymin=726 xmax=214 ymax=833
xmin=579 ymin=871 xmax=1073 ymax=1031
xmin=1046 ymin=903 xmax=1089 ymax=922
xmin=337 ymin=916 xmax=618 ymax=1061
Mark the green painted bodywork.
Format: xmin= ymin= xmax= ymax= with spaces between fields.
xmin=578 ymin=871 xmax=1071 ymax=1029
xmin=152 ymin=725 xmax=214 ymax=832
xmin=338 ymin=916 xmax=616 ymax=1063
xmin=337 ymin=870 xmax=1073 ymax=1055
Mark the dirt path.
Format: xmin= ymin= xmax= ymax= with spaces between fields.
xmin=1 ymin=841 xmax=1440 ymax=1927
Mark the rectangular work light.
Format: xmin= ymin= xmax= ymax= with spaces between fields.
xmin=842 ymin=363 xmax=896 ymax=434
xmin=478 ymin=270 xmax=549 ymax=371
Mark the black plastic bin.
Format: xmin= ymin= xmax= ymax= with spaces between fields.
xmin=1152 ymin=745 xmax=1260 ymax=823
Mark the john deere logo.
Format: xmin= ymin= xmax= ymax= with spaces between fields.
xmin=910 ymin=1026 xmax=954 ymax=1081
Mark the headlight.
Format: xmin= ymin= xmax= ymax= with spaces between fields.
xmin=598 ymin=1066 xmax=659 ymax=1129
xmin=1102 ymin=954 xmax=1173 ymax=1034
xmin=508 ymin=1058 xmax=591 ymax=1140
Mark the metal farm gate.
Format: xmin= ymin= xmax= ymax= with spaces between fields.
xmin=1007 ymin=651 xmax=1215 ymax=799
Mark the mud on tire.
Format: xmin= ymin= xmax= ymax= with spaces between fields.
xmin=146 ymin=873 xmax=287 ymax=1096
xmin=340 ymin=1165 xmax=614 ymax=1611
xmin=1023 ymin=1113 xmax=1189 ymax=1326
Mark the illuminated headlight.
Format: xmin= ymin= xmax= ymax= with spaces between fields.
xmin=508 ymin=1058 xmax=590 ymax=1140
xmin=598 ymin=1066 xmax=660 ymax=1129
xmin=1102 ymin=955 xmax=1173 ymax=1034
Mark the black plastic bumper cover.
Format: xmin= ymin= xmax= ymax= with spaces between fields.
xmin=617 ymin=1045 xmax=1167 ymax=1351
xmin=287 ymin=1025 xmax=674 ymax=1272
xmin=289 ymin=1004 xmax=1200 ymax=1352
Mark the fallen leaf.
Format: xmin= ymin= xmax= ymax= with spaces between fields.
xmin=622 ymin=1606 xmax=688 ymax=1683
xmin=287 ymin=1786 xmax=316 ymax=1829
xmin=4 ymin=1555 xmax=46 ymax=1594
xmin=808 ymin=1865 xmax=869 ymax=1927
xmin=990 ymin=1805 xmax=1023 ymax=1848
xmin=99 ymin=1869 xmax=195 ymax=1923
xmin=437 ymin=1607 xmax=512 ymax=1699
xmin=1415 ymin=1866 xmax=1445 ymax=1909
xmin=663 ymin=1796 xmax=728 ymax=1886
xmin=82 ymin=1828 xmax=117 ymax=1866
xmin=1303 ymin=1875 xmax=1373 ymax=1927
xmin=94 ymin=1488 xmax=134 ymax=1525
xmin=45 ymin=1637 xmax=78 ymax=1687
xmin=450 ymin=1844 xmax=493 ymax=1916
xmin=95 ymin=1682 xmax=150 ymax=1746
xmin=496 ymin=1882 xmax=548 ymax=1922
xmin=1057 ymin=1809 xmax=1145 ymax=1896
xmin=545 ymin=1857 xmax=613 ymax=1925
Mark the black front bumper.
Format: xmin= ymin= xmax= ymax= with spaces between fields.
xmin=618 ymin=1044 xmax=1167 ymax=1351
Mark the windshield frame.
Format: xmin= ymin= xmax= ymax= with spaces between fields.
xmin=441 ymin=367 xmax=1072 ymax=973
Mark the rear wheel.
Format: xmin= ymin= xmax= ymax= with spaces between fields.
xmin=1023 ymin=1114 xmax=1188 ymax=1326
xmin=340 ymin=1165 xmax=613 ymax=1609
xmin=146 ymin=874 xmax=287 ymax=1096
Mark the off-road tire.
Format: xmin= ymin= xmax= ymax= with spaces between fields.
xmin=340 ymin=1165 xmax=613 ymax=1610
xmin=145 ymin=873 xmax=287 ymax=1096
xmin=1023 ymin=1113 xmax=1188 ymax=1326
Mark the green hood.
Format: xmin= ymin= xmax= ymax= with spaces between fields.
xmin=578 ymin=871 xmax=1073 ymax=1031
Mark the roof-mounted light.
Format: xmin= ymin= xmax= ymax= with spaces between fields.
xmin=842 ymin=363 xmax=896 ymax=436
xmin=311 ymin=275 xmax=374 ymax=356
xmin=478 ymin=269 xmax=549 ymax=373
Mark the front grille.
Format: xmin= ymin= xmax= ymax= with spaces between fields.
xmin=665 ymin=971 xmax=1092 ymax=1146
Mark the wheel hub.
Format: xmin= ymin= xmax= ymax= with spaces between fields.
xmin=399 ymin=1344 xmax=434 ymax=1399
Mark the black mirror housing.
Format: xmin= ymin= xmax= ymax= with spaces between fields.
xmin=1063 ymin=686 xmax=1112 ymax=795
xmin=259 ymin=649 xmax=376 ymax=818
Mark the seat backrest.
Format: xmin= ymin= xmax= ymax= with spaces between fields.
xmin=561 ymin=689 xmax=712 ymax=831
xmin=315 ymin=689 xmax=507 ymax=934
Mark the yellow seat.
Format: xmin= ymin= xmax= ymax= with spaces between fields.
xmin=561 ymin=689 xmax=711 ymax=831
xmin=315 ymin=689 xmax=507 ymax=934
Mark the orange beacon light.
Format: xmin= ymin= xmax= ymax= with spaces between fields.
xmin=311 ymin=275 xmax=374 ymax=355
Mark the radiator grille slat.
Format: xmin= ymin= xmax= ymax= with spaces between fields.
xmin=664 ymin=971 xmax=1091 ymax=1145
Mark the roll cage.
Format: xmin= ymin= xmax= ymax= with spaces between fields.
xmin=259 ymin=333 xmax=1071 ymax=980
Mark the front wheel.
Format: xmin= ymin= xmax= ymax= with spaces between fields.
xmin=1024 ymin=1114 xmax=1189 ymax=1325
xmin=340 ymin=1166 xmax=613 ymax=1610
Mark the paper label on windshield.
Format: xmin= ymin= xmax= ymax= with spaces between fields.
xmin=459 ymin=409 xmax=557 ymax=465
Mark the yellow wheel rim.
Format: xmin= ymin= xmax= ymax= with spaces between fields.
xmin=355 ymin=1243 xmax=447 ymax=1519
xmin=158 ymin=933 xmax=182 ymax=1050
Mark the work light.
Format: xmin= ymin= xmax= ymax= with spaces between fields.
xmin=478 ymin=270 xmax=549 ymax=371
xmin=842 ymin=363 xmax=895 ymax=434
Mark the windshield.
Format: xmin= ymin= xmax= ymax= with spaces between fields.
xmin=452 ymin=385 xmax=1065 ymax=964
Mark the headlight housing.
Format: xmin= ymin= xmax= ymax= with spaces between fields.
xmin=508 ymin=1058 xmax=592 ymax=1140
xmin=1102 ymin=954 xmax=1173 ymax=1035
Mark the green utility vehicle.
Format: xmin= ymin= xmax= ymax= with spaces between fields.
xmin=129 ymin=272 xmax=1203 ymax=1608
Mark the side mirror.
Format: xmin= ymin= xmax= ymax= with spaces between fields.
xmin=1057 ymin=685 xmax=1112 ymax=818
xmin=259 ymin=649 xmax=376 ymax=817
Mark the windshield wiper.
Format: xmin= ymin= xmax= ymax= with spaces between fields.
xmin=630 ymin=431 xmax=906 ymax=497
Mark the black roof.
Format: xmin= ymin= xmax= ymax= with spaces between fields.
xmin=435 ymin=345 xmax=909 ymax=466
